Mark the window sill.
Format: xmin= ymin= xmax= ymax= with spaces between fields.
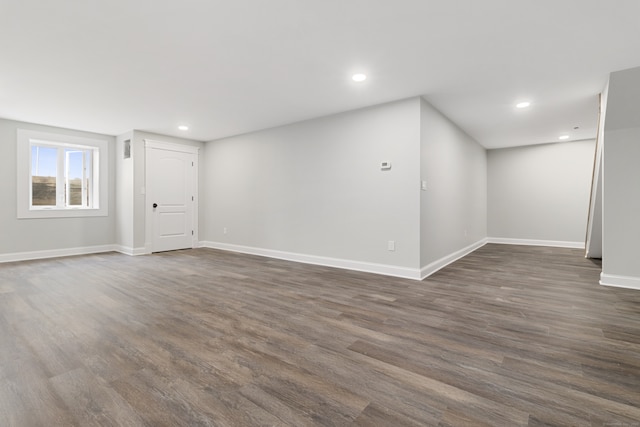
xmin=18 ymin=208 xmax=108 ymax=219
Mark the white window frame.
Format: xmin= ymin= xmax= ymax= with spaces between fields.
xmin=17 ymin=129 xmax=109 ymax=218
xmin=64 ymin=148 xmax=91 ymax=208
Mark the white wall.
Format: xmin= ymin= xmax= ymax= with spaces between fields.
xmin=601 ymin=66 xmax=640 ymax=289
xmin=203 ymin=98 xmax=422 ymax=274
xmin=602 ymin=128 xmax=640 ymax=285
xmin=0 ymin=98 xmax=601 ymax=279
xmin=488 ymin=139 xmax=596 ymax=246
xmin=420 ymin=98 xmax=487 ymax=270
xmin=0 ymin=118 xmax=115 ymax=257
xmin=115 ymin=131 xmax=134 ymax=251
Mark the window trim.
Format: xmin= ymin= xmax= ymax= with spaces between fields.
xmin=17 ymin=129 xmax=109 ymax=219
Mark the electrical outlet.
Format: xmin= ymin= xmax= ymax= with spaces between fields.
xmin=388 ymin=240 xmax=396 ymax=251
xmin=223 ymin=227 xmax=227 ymax=234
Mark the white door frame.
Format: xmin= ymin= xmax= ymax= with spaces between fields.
xmin=144 ymin=139 xmax=199 ymax=253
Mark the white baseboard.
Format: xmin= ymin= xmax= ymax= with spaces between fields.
xmin=420 ymin=238 xmax=488 ymax=280
xmin=600 ymin=273 xmax=640 ymax=290
xmin=487 ymin=237 xmax=585 ymax=249
xmin=199 ymin=241 xmax=422 ymax=280
xmin=113 ymin=246 xmax=148 ymax=256
xmin=0 ymin=244 xmax=117 ymax=264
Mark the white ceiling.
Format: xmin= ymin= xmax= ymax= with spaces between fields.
xmin=2 ymin=0 xmax=640 ymax=149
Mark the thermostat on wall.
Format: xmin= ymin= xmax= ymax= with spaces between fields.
xmin=381 ymin=161 xmax=392 ymax=170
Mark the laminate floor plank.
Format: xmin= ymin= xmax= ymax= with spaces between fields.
xmin=49 ymin=367 xmax=146 ymax=427
xmin=351 ymin=402 xmax=430 ymax=427
xmin=0 ymin=339 xmax=78 ymax=427
xmin=1 ymin=244 xmax=639 ymax=426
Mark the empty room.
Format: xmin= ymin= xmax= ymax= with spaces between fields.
xmin=1 ymin=1 xmax=640 ymax=426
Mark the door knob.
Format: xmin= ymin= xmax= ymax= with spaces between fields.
xmin=153 ymin=203 xmax=158 ymax=208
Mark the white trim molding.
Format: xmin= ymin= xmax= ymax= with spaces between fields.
xmin=144 ymin=139 xmax=200 ymax=154
xmin=0 ymin=245 xmax=116 ymax=264
xmin=113 ymin=246 xmax=148 ymax=256
xmin=420 ymin=239 xmax=488 ymax=280
xmin=199 ymin=241 xmax=422 ymax=280
xmin=487 ymin=237 xmax=585 ymax=249
xmin=600 ymin=273 xmax=640 ymax=290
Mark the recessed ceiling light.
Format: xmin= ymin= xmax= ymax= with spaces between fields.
xmin=352 ymin=73 xmax=367 ymax=82
xmin=558 ymin=135 xmax=570 ymax=140
xmin=516 ymin=101 xmax=531 ymax=109
xmin=178 ymin=125 xmax=189 ymax=131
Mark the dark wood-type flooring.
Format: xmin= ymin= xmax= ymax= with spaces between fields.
xmin=1 ymin=244 xmax=640 ymax=426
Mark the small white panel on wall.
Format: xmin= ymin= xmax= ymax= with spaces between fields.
xmin=381 ymin=161 xmax=391 ymax=170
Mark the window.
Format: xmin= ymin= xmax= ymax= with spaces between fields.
xmin=30 ymin=143 xmax=96 ymax=208
xmin=17 ymin=129 xmax=109 ymax=218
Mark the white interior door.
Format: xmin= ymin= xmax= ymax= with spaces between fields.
xmin=146 ymin=141 xmax=198 ymax=253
